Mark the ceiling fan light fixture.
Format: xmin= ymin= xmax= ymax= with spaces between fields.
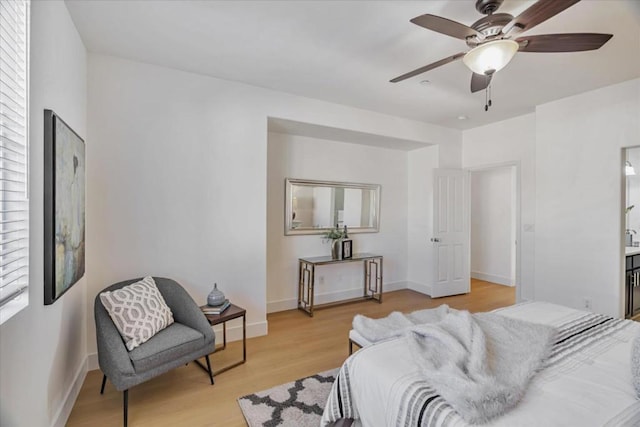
xmin=462 ymin=39 xmax=519 ymax=75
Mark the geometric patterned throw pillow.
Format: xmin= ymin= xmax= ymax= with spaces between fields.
xmin=99 ymin=276 xmax=174 ymax=351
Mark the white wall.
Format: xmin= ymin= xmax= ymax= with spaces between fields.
xmin=439 ymin=137 xmax=462 ymax=169
xmin=535 ymin=78 xmax=640 ymax=317
xmin=266 ymin=133 xmax=409 ymax=311
xmin=0 ymin=2 xmax=87 ymax=426
xmin=470 ymin=166 xmax=516 ymax=286
xmin=463 ymin=113 xmax=536 ymax=300
xmin=86 ymin=53 xmax=460 ymax=362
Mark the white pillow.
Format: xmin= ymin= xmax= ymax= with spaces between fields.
xmin=100 ymin=276 xmax=174 ymax=351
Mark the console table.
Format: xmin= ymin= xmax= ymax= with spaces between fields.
xmin=298 ymin=253 xmax=383 ymax=317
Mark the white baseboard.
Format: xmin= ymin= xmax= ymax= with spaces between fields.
xmin=88 ymin=352 xmax=99 ymax=371
xmin=471 ymin=271 xmax=514 ymax=286
xmin=267 ymin=298 xmax=298 ymax=313
xmin=51 ymin=355 xmax=88 ymax=427
xmin=380 ymin=281 xmax=408 ymax=293
xmin=212 ymin=319 xmax=268 ymax=343
xmin=407 ymin=281 xmax=432 ymax=296
xmin=87 ymin=320 xmax=268 ymax=372
xmin=267 ymin=281 xmax=409 ymax=313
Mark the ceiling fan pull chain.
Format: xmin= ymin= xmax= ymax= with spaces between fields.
xmin=484 ymin=85 xmax=489 ymax=111
xmin=484 ymin=80 xmax=493 ymax=112
xmin=488 ymin=83 xmax=492 ymax=107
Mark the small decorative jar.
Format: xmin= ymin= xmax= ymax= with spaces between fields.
xmin=207 ymin=283 xmax=226 ymax=306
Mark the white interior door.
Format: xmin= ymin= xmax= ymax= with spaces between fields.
xmin=431 ymin=169 xmax=470 ymax=297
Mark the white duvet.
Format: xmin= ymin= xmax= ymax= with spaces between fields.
xmin=322 ymin=302 xmax=640 ymax=427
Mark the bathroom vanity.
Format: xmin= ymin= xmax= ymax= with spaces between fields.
xmin=625 ymin=247 xmax=640 ymax=318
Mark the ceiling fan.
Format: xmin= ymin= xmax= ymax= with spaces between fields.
xmin=390 ymin=0 xmax=613 ymax=97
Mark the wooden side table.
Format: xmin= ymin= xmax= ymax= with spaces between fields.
xmin=196 ymin=303 xmax=246 ymax=376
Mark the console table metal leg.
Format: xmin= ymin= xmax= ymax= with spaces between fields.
xmin=242 ymin=313 xmax=246 ymax=362
xmin=298 ymin=260 xmax=303 ymax=310
xmin=363 ymin=260 xmax=368 ymax=298
xmin=364 ymin=257 xmax=383 ymax=303
xmin=377 ymin=257 xmax=383 ymax=303
xmin=298 ymin=260 xmax=315 ymax=317
xmin=309 ymin=264 xmax=315 ymax=316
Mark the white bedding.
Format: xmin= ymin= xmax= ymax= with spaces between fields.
xmin=322 ymin=302 xmax=640 ymax=427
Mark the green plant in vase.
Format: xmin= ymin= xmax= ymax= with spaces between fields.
xmin=322 ymin=226 xmax=345 ymax=259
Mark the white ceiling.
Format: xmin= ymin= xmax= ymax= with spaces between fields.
xmin=66 ymin=0 xmax=640 ymax=130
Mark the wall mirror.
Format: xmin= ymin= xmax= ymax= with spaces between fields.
xmin=285 ymin=178 xmax=381 ymax=235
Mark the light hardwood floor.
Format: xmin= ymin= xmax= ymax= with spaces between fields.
xmin=67 ymin=280 xmax=515 ymax=426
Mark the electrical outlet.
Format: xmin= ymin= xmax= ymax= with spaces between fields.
xmin=583 ymin=297 xmax=592 ymax=310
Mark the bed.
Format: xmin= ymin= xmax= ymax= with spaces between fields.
xmin=322 ymin=301 xmax=640 ymax=427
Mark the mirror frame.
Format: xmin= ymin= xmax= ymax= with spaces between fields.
xmin=285 ymin=178 xmax=381 ymax=236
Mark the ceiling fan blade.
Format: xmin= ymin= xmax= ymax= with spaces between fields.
xmin=470 ymin=73 xmax=492 ymax=93
xmin=517 ymin=33 xmax=613 ymax=52
xmin=503 ymin=0 xmax=581 ymax=37
xmin=410 ymin=14 xmax=481 ymax=40
xmin=390 ymin=52 xmax=466 ymax=83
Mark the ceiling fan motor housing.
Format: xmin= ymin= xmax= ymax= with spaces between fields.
xmin=475 ymin=0 xmax=504 ymax=15
xmin=468 ymin=13 xmax=513 ymax=46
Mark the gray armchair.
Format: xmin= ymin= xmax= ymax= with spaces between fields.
xmin=95 ymin=277 xmax=215 ymax=426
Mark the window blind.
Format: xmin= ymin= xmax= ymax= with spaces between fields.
xmin=0 ymin=0 xmax=29 ymax=319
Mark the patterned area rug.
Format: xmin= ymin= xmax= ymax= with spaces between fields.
xmin=238 ymin=368 xmax=338 ymax=427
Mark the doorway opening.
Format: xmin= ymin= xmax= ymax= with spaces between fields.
xmin=469 ymin=164 xmax=518 ymax=303
xmin=622 ymin=146 xmax=640 ymax=319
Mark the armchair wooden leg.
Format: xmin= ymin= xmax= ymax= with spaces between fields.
xmin=123 ymin=389 xmax=128 ymax=427
xmin=205 ymin=354 xmax=214 ymax=385
xmin=100 ymin=374 xmax=107 ymax=394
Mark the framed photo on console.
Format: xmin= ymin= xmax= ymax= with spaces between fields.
xmin=341 ymin=239 xmax=352 ymax=259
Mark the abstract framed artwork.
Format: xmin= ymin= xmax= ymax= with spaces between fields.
xmin=44 ymin=110 xmax=86 ymax=305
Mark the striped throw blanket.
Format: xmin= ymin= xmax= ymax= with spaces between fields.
xmin=322 ymin=307 xmax=634 ymax=427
